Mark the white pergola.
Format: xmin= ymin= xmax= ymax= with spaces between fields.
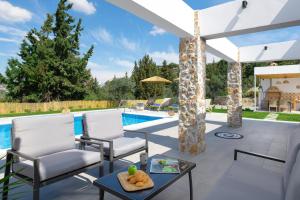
xmin=106 ymin=0 xmax=300 ymax=155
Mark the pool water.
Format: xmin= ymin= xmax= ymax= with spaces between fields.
xmin=0 ymin=113 xmax=162 ymax=149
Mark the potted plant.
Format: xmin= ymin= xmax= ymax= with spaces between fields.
xmin=167 ymin=106 xmax=175 ymax=116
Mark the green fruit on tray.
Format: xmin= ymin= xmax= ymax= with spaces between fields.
xmin=159 ymin=160 xmax=167 ymax=165
xmin=128 ymin=165 xmax=137 ymax=175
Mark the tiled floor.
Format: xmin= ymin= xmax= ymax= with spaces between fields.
xmin=1 ymin=112 xmax=298 ymax=200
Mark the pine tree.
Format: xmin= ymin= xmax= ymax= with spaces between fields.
xmin=1 ymin=0 xmax=96 ymax=102
xmin=131 ymin=55 xmax=161 ymax=99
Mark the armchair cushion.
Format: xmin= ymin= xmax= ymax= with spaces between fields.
xmin=87 ymin=137 xmax=146 ymax=157
xmin=13 ymin=149 xmax=101 ymax=181
xmin=285 ymin=151 xmax=300 ymax=200
xmin=83 ymin=110 xmax=124 ymax=140
xmin=106 ymin=137 xmax=146 ymax=157
xmin=12 ymin=114 xmax=75 ymax=158
xmin=283 ymin=132 xmax=300 ymax=191
xmin=205 ymin=161 xmax=282 ymax=200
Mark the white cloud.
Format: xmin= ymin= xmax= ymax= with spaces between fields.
xmin=149 ymin=51 xmax=179 ymax=64
xmin=148 ymin=49 xmax=220 ymax=65
xmin=91 ymin=28 xmax=113 ymax=44
xmin=119 ymin=36 xmax=138 ymax=51
xmin=109 ymin=57 xmax=133 ymax=69
xmin=68 ymin=0 xmax=96 ymax=15
xmin=0 ymin=37 xmax=20 ymax=43
xmin=0 ymin=25 xmax=26 ymax=37
xmin=206 ymin=52 xmax=221 ymax=64
xmin=88 ymin=61 xmax=131 ymax=84
xmin=149 ymin=26 xmax=166 ymax=36
xmin=0 ymin=1 xmax=32 ymax=23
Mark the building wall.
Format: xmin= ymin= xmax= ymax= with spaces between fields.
xmin=260 ymin=78 xmax=300 ymax=93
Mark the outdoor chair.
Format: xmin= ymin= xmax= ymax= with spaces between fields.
xmin=205 ymin=131 xmax=300 ymax=200
xmin=279 ymin=99 xmax=291 ymax=112
xmin=2 ymin=114 xmax=104 ymax=200
xmin=269 ymin=99 xmax=278 ymax=112
xmin=135 ymin=102 xmax=145 ymax=111
xmin=149 ymin=98 xmax=172 ymax=111
xmin=81 ymin=110 xmax=148 ymax=173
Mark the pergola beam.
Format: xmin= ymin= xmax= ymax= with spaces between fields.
xmin=106 ymin=0 xmax=239 ymax=62
xmin=199 ymin=0 xmax=300 ymax=39
xmin=240 ymin=40 xmax=300 ymax=63
xmin=207 ymin=38 xmax=239 ymax=62
xmin=106 ymin=0 xmax=194 ymax=37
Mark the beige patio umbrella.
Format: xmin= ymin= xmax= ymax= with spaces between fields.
xmin=141 ymin=76 xmax=172 ymax=84
xmin=140 ymin=76 xmax=172 ymax=98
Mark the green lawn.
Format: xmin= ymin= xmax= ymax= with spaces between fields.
xmin=211 ymin=108 xmax=227 ymax=113
xmin=0 ymin=107 xmax=111 ymax=118
xmin=211 ymin=108 xmax=269 ymax=119
xmin=242 ymin=111 xmax=269 ymax=119
xmin=276 ymin=113 xmax=300 ymax=122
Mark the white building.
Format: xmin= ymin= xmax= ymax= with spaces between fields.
xmin=254 ymin=64 xmax=300 ymax=112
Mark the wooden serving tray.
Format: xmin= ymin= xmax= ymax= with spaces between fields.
xmin=117 ymin=170 xmax=154 ymax=192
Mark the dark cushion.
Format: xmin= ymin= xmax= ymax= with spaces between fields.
xmin=285 ymin=150 xmax=300 ymax=200
xmin=205 ymin=161 xmax=282 ymax=200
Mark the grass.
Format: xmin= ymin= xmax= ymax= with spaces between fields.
xmin=211 ymin=108 xmax=269 ymax=119
xmin=211 ymin=108 xmax=227 ymax=113
xmin=276 ymin=113 xmax=300 ymax=122
xmin=242 ymin=111 xmax=269 ymax=119
xmin=0 ymin=111 xmax=61 ymax=118
xmin=0 ymin=107 xmax=114 ymax=118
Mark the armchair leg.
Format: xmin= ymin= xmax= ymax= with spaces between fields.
xmin=99 ymin=164 xmax=104 ymax=177
xmin=2 ymin=153 xmax=13 ymax=200
xmin=109 ymin=161 xmax=114 ymax=173
xmin=33 ymin=187 xmax=39 ymax=200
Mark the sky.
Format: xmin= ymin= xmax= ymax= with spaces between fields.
xmin=0 ymin=0 xmax=300 ymax=84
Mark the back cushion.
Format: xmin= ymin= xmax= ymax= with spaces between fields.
xmin=283 ymin=132 xmax=300 ymax=192
xmin=83 ymin=110 xmax=124 ymax=139
xmin=12 ymin=114 xmax=75 ymax=157
xmin=285 ymin=150 xmax=300 ymax=200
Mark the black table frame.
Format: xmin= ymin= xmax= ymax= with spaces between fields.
xmin=94 ymin=155 xmax=196 ymax=200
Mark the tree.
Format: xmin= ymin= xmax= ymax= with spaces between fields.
xmin=159 ymin=60 xmax=179 ymax=99
xmin=1 ymin=0 xmax=96 ymax=102
xmin=103 ymin=76 xmax=135 ymax=101
xmin=206 ymin=60 xmax=228 ymax=100
xmin=131 ymin=55 xmax=161 ymax=99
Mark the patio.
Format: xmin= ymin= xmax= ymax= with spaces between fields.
xmin=2 ymin=112 xmax=295 ymax=200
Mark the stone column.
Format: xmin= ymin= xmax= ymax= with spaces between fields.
xmin=227 ymin=57 xmax=242 ymax=128
xmin=178 ymin=11 xmax=206 ymax=155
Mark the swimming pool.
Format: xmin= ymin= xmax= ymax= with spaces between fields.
xmin=0 ymin=113 xmax=162 ymax=149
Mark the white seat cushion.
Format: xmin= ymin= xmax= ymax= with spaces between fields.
xmin=103 ymin=137 xmax=146 ymax=157
xmin=12 ymin=114 xmax=75 ymax=158
xmin=13 ymin=149 xmax=101 ymax=181
xmin=83 ymin=110 xmax=124 ymax=139
xmin=205 ymin=161 xmax=283 ymax=200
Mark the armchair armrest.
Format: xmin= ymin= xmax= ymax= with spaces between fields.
xmin=124 ymin=129 xmax=149 ymax=150
xmin=7 ymin=150 xmax=38 ymax=162
xmin=81 ymin=136 xmax=113 ymax=143
xmin=75 ymin=138 xmax=104 ymax=161
xmin=234 ymin=149 xmax=285 ymax=163
xmin=124 ymin=129 xmax=148 ymax=135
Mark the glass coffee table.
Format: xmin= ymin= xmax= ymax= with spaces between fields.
xmin=93 ymin=155 xmax=196 ymax=200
